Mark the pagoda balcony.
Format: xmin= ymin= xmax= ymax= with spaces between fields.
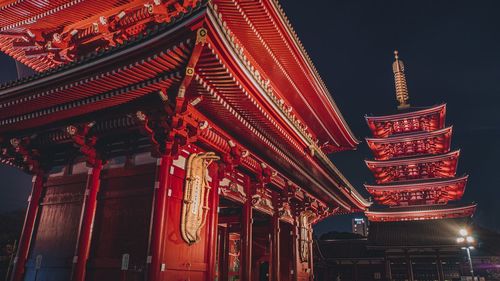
xmin=366 ymin=104 xmax=446 ymax=138
xmin=365 ymin=202 xmax=477 ymax=222
xmin=365 ymin=150 xmax=460 ymax=184
xmin=366 ymin=126 xmax=452 ymax=160
xmin=365 ymin=175 xmax=468 ymax=206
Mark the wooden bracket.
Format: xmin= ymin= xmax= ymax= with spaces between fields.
xmin=4 ymin=137 xmax=41 ymax=174
xmin=66 ymin=122 xmax=101 ymax=167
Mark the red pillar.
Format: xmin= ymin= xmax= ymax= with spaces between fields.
xmin=148 ymin=156 xmax=172 ymax=281
xmin=271 ymin=211 xmax=280 ymax=281
xmin=241 ymin=183 xmax=253 ymax=281
xmin=292 ymin=219 xmax=299 ymax=281
xmin=207 ymin=164 xmax=220 ymax=280
xmin=72 ymin=161 xmax=103 ymax=281
xmin=11 ymin=173 xmax=44 ymax=281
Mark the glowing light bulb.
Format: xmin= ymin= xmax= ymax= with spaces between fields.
xmin=459 ymin=229 xmax=468 ymax=236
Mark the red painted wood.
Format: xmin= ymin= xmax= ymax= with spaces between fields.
xmin=159 ymin=148 xmax=213 ymax=280
xmin=11 ymin=173 xmax=44 ymax=281
xmin=73 ymin=161 xmax=103 ymax=281
xmin=271 ymin=212 xmax=280 ymax=281
xmin=207 ymin=163 xmax=220 ymax=280
xmin=85 ymin=163 xmax=155 ymax=281
xmin=241 ymin=181 xmax=252 ymax=281
xmin=292 ymin=221 xmax=299 ymax=281
xmin=279 ymin=222 xmax=293 ymax=280
xmin=148 ymin=156 xmax=172 ymax=281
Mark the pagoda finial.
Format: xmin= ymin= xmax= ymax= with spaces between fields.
xmin=392 ymin=50 xmax=410 ymax=110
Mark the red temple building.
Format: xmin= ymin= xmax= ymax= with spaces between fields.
xmin=364 ymin=51 xmax=476 ymax=223
xmin=0 ymin=0 xmax=371 ymax=281
xmin=314 ymin=52 xmax=483 ymax=281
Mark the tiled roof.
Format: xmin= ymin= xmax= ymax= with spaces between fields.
xmin=0 ymin=0 xmax=206 ymax=93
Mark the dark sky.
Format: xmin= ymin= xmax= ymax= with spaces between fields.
xmin=1 ymin=0 xmax=500 ymax=235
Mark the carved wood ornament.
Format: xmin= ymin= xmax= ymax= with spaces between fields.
xmin=181 ymin=152 xmax=220 ymax=244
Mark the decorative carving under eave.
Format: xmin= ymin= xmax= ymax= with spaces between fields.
xmin=219 ymin=176 xmax=247 ymax=204
xmin=66 ymin=122 xmax=101 ymax=167
xmin=135 ymin=103 xmax=209 ymax=157
xmin=181 ymin=152 xmax=220 ymax=245
xmin=278 ymin=202 xmax=294 ymax=224
xmin=299 ymin=210 xmax=316 ymax=263
xmin=251 ymin=186 xmax=274 ymax=216
xmin=5 ymin=0 xmax=203 ymax=70
xmin=219 ymin=139 xmax=248 ymax=175
xmin=1 ymin=137 xmax=42 ymax=173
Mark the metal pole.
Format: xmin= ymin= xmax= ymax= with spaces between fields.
xmin=466 ymin=248 xmax=475 ymax=281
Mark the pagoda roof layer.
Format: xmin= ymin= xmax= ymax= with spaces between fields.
xmin=366 ymin=126 xmax=453 ymax=160
xmin=365 ymin=175 xmax=468 ymax=206
xmin=366 ymin=202 xmax=476 ymax=222
xmin=365 ymin=150 xmax=460 ymax=184
xmin=366 ymin=104 xmax=446 ymax=138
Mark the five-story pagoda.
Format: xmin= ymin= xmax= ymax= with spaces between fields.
xmin=364 ymin=51 xmax=476 ymax=222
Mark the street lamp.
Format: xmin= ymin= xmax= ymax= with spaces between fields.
xmin=457 ymin=228 xmax=475 ymax=280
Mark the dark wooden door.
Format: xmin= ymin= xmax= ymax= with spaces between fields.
xmin=279 ymin=221 xmax=293 ymax=280
xmin=85 ymin=164 xmax=155 ymax=281
xmin=24 ymin=174 xmax=87 ymax=281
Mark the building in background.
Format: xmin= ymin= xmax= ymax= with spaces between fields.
xmin=352 ymin=217 xmax=368 ymax=237
xmin=314 ymin=52 xmax=496 ymax=281
xmin=363 ymin=51 xmax=476 ymax=281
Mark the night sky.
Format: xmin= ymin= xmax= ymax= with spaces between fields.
xmin=1 ymin=0 xmax=500 ymax=235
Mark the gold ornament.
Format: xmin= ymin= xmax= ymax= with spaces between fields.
xmin=181 ymin=152 xmax=220 ymax=244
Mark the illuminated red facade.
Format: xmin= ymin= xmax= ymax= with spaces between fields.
xmin=0 ymin=1 xmax=370 ymax=281
xmin=364 ymin=52 xmax=476 ymax=222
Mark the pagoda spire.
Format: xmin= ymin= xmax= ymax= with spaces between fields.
xmin=393 ymin=50 xmax=410 ymax=109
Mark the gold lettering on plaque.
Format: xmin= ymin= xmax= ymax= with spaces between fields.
xmin=181 ymin=152 xmax=220 ymax=244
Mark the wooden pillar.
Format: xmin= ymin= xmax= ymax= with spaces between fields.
xmin=405 ymin=251 xmax=414 ymax=281
xmin=207 ymin=164 xmax=220 ymax=280
xmin=271 ymin=211 xmax=280 ymax=281
xmin=436 ymin=250 xmax=445 ymax=281
xmin=241 ymin=183 xmax=253 ymax=281
xmin=353 ymin=261 xmax=359 ymax=281
xmin=385 ymin=255 xmax=392 ymax=281
xmin=72 ymin=161 xmax=103 ymax=281
xmin=11 ymin=173 xmax=45 ymax=281
xmin=292 ymin=219 xmax=299 ymax=281
xmin=147 ymin=156 xmax=172 ymax=281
